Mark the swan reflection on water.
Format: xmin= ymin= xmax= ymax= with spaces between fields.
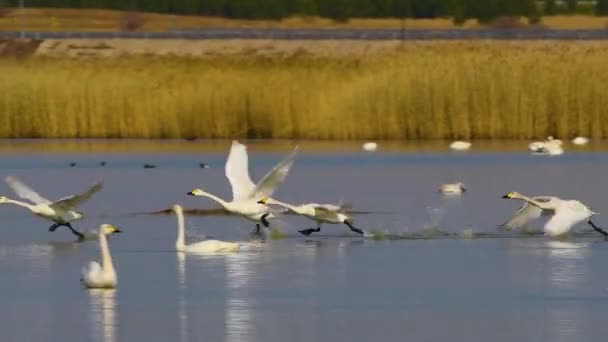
xmin=88 ymin=289 xmax=117 ymax=342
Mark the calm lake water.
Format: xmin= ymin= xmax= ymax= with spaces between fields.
xmin=0 ymin=139 xmax=607 ymax=342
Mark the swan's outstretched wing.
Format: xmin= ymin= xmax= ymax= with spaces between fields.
xmin=249 ymin=145 xmax=300 ymax=200
xmin=500 ymin=197 xmax=553 ymax=230
xmin=225 ymin=141 xmax=256 ymax=201
xmin=50 ymin=181 xmax=103 ymax=211
xmin=5 ymin=176 xmax=52 ymax=205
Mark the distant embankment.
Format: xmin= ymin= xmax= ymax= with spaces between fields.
xmin=3 ymin=28 xmax=608 ymax=40
xmin=0 ymin=40 xmax=607 ymax=140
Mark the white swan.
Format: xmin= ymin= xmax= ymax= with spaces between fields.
xmin=529 ymin=136 xmax=563 ymax=155
xmin=81 ymin=224 xmax=120 ymax=289
xmin=449 ymin=141 xmax=472 ymax=151
xmin=438 ymin=182 xmax=466 ymax=195
xmin=362 ymin=142 xmax=378 ymax=152
xmin=501 ymin=192 xmax=607 ymax=238
xmin=572 ymin=136 xmax=589 ymax=145
xmin=174 ymin=204 xmax=239 ymax=253
xmin=188 ymin=141 xmax=299 ymax=236
xmin=257 ymin=198 xmax=368 ymax=237
xmin=0 ymin=176 xmax=103 ymax=239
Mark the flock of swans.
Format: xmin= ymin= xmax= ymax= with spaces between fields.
xmin=1 ymin=139 xmax=606 ymax=290
xmin=445 ymin=135 xmax=589 ymax=154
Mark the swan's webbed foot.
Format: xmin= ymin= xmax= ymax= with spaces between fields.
xmin=588 ymin=220 xmax=608 ymax=240
xmin=298 ymin=228 xmax=321 ymax=236
xmin=48 ymin=223 xmax=59 ymax=232
xmin=344 ymin=220 xmax=365 ymax=235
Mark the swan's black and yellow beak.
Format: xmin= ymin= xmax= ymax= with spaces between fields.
xmin=502 ymin=192 xmax=514 ymax=199
xmin=257 ymin=197 xmax=269 ymax=204
xmin=187 ymin=191 xmax=194 ymax=196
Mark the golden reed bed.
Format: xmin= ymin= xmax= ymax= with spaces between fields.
xmin=1 ymin=40 xmax=607 ymax=139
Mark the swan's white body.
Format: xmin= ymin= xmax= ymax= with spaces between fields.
xmin=529 ymin=136 xmax=563 ymax=155
xmin=449 ymin=141 xmax=472 ymax=151
xmin=188 ymin=141 xmax=299 ymax=229
xmin=362 ymin=142 xmax=378 ymax=152
xmin=0 ymin=176 xmax=102 ymax=226
xmin=174 ymin=204 xmax=239 ymax=253
xmin=572 ymin=137 xmax=589 ymax=145
xmin=502 ymin=192 xmax=596 ymax=238
xmin=81 ymin=224 xmax=120 ymax=289
xmin=439 ymin=182 xmax=466 ymax=195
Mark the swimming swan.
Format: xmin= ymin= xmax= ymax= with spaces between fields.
xmin=438 ymin=182 xmax=466 ymax=195
xmin=174 ymin=204 xmax=239 ymax=253
xmin=572 ymin=137 xmax=589 ymax=145
xmin=81 ymin=224 xmax=121 ymax=289
xmin=0 ymin=176 xmax=103 ymax=239
xmin=257 ymin=198 xmax=368 ymax=237
xmin=188 ymin=141 xmax=299 ymax=236
xmin=501 ymin=192 xmax=607 ymax=238
xmin=449 ymin=141 xmax=472 ymax=151
xmin=529 ymin=136 xmax=563 ymax=155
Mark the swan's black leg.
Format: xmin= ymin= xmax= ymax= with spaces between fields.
xmin=65 ymin=223 xmax=85 ymax=240
xmin=344 ymin=220 xmax=364 ymax=235
xmin=48 ymin=223 xmax=59 ymax=232
xmin=299 ymin=223 xmax=322 ymax=236
xmin=261 ymin=213 xmax=270 ymax=227
xmin=588 ymin=220 xmax=608 ymax=240
xmin=250 ymin=223 xmax=264 ymax=239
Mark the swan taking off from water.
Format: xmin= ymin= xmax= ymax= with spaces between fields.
xmin=188 ymin=141 xmax=299 ymax=236
xmin=438 ymin=182 xmax=466 ymax=195
xmin=257 ymin=197 xmax=369 ymax=237
xmin=449 ymin=141 xmax=471 ymax=151
xmin=0 ymin=176 xmax=103 ymax=239
xmin=81 ymin=224 xmax=121 ymax=289
xmin=174 ymin=204 xmax=239 ymax=253
xmin=501 ymin=192 xmax=607 ymax=238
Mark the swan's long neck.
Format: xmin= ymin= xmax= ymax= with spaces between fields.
xmin=175 ymin=205 xmax=186 ymax=252
xmin=3 ymin=198 xmax=35 ymax=211
xmin=270 ymin=199 xmax=304 ymax=214
xmin=197 ymin=191 xmax=229 ymax=208
xmin=516 ymin=194 xmax=553 ymax=210
xmin=98 ymin=229 xmax=115 ymax=274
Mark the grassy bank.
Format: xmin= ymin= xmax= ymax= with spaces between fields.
xmin=1 ymin=41 xmax=608 ymax=139
xmin=0 ymin=8 xmax=607 ymax=31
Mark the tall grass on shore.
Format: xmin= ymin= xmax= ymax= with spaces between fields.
xmin=1 ymin=41 xmax=608 ymax=139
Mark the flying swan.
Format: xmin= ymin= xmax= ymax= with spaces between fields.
xmin=0 ymin=176 xmax=103 ymax=239
xmin=500 ymin=191 xmax=608 ymax=238
xmin=81 ymin=224 xmax=121 ymax=289
xmin=188 ymin=141 xmax=299 ymax=236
